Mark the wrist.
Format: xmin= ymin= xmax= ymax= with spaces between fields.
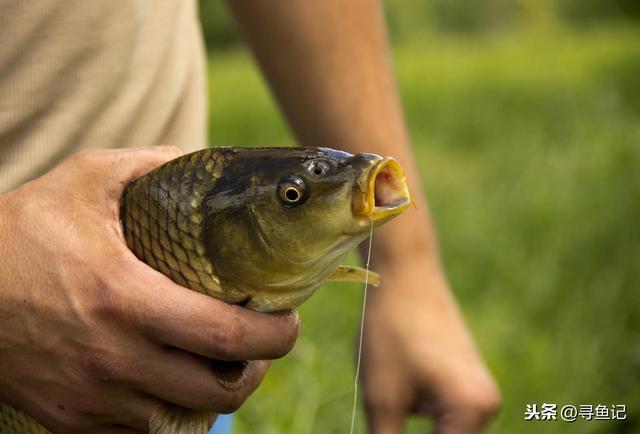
xmin=365 ymin=226 xmax=453 ymax=302
xmin=366 ymin=210 xmax=442 ymax=270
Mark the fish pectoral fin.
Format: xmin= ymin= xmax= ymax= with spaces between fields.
xmin=149 ymin=402 xmax=212 ymax=434
xmin=329 ymin=265 xmax=381 ymax=287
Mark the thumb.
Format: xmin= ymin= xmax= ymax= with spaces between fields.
xmin=60 ymin=146 xmax=185 ymax=193
xmin=112 ymin=145 xmax=185 ymax=181
xmin=361 ymin=358 xmax=412 ymax=434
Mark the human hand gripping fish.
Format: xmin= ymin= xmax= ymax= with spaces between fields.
xmin=0 ymin=146 xmax=411 ymax=434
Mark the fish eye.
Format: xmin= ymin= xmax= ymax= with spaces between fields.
xmin=278 ymin=176 xmax=306 ymax=205
xmin=284 ymin=186 xmax=301 ymax=202
xmin=307 ymin=159 xmax=330 ymax=177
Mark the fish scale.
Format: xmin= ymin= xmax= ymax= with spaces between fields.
xmin=122 ymin=147 xmax=226 ymax=298
xmin=0 ymin=402 xmax=47 ymax=434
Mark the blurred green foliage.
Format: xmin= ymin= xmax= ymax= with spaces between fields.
xmin=198 ymin=1 xmax=237 ymax=51
xmin=200 ymin=2 xmax=640 ymax=434
xmin=557 ymin=0 xmax=640 ymax=24
xmin=198 ymin=0 xmax=640 ymax=50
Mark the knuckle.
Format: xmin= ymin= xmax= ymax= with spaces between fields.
xmin=213 ymin=322 xmax=242 ymax=358
xmin=479 ymin=389 xmax=502 ymax=418
xmin=86 ymin=273 xmax=129 ymax=323
xmin=464 ymin=385 xmax=502 ymax=422
xmin=80 ymin=348 xmax=125 ymax=382
xmin=215 ymin=389 xmax=247 ymax=414
xmin=211 ymin=308 xmax=246 ymax=358
xmin=89 ymin=296 xmax=125 ymax=323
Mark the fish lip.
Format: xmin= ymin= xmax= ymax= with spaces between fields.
xmin=353 ymin=157 xmax=412 ymax=221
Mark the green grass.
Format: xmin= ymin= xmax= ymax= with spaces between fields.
xmin=207 ymin=25 xmax=640 ymax=434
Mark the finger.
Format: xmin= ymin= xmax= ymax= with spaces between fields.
xmin=49 ymin=392 xmax=162 ymax=432
xmin=105 ymin=146 xmax=184 ymax=189
xmin=436 ymin=414 xmax=476 ymax=434
xmin=432 ymin=381 xmax=501 ymax=434
xmin=132 ymin=347 xmax=270 ymax=413
xmin=119 ymin=263 xmax=300 ymax=360
xmin=362 ymin=362 xmax=411 ymax=434
xmin=96 ymin=391 xmax=164 ymax=431
xmin=366 ymin=406 xmax=405 ymax=434
xmin=69 ymin=146 xmax=183 ymax=184
xmin=112 ymin=146 xmax=184 ymax=179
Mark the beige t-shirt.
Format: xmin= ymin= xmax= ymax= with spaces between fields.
xmin=0 ymin=0 xmax=206 ymax=193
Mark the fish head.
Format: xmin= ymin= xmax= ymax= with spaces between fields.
xmin=204 ymin=147 xmax=411 ymax=310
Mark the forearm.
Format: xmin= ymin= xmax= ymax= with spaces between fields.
xmin=226 ymin=0 xmax=442 ymax=275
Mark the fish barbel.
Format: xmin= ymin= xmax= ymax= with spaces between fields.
xmin=0 ymin=147 xmax=411 ymax=434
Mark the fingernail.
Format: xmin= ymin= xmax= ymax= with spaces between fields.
xmin=209 ymin=359 xmax=252 ymax=389
xmin=277 ymin=309 xmax=300 ymax=325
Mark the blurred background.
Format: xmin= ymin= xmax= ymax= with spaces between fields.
xmin=198 ymin=1 xmax=640 ymax=433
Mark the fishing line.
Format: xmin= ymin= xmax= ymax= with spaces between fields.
xmin=349 ymin=220 xmax=374 ymax=434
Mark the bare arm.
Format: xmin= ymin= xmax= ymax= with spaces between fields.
xmin=226 ymin=1 xmax=500 ymax=433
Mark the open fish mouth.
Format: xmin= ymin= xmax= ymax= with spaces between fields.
xmin=354 ymin=157 xmax=412 ymax=221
